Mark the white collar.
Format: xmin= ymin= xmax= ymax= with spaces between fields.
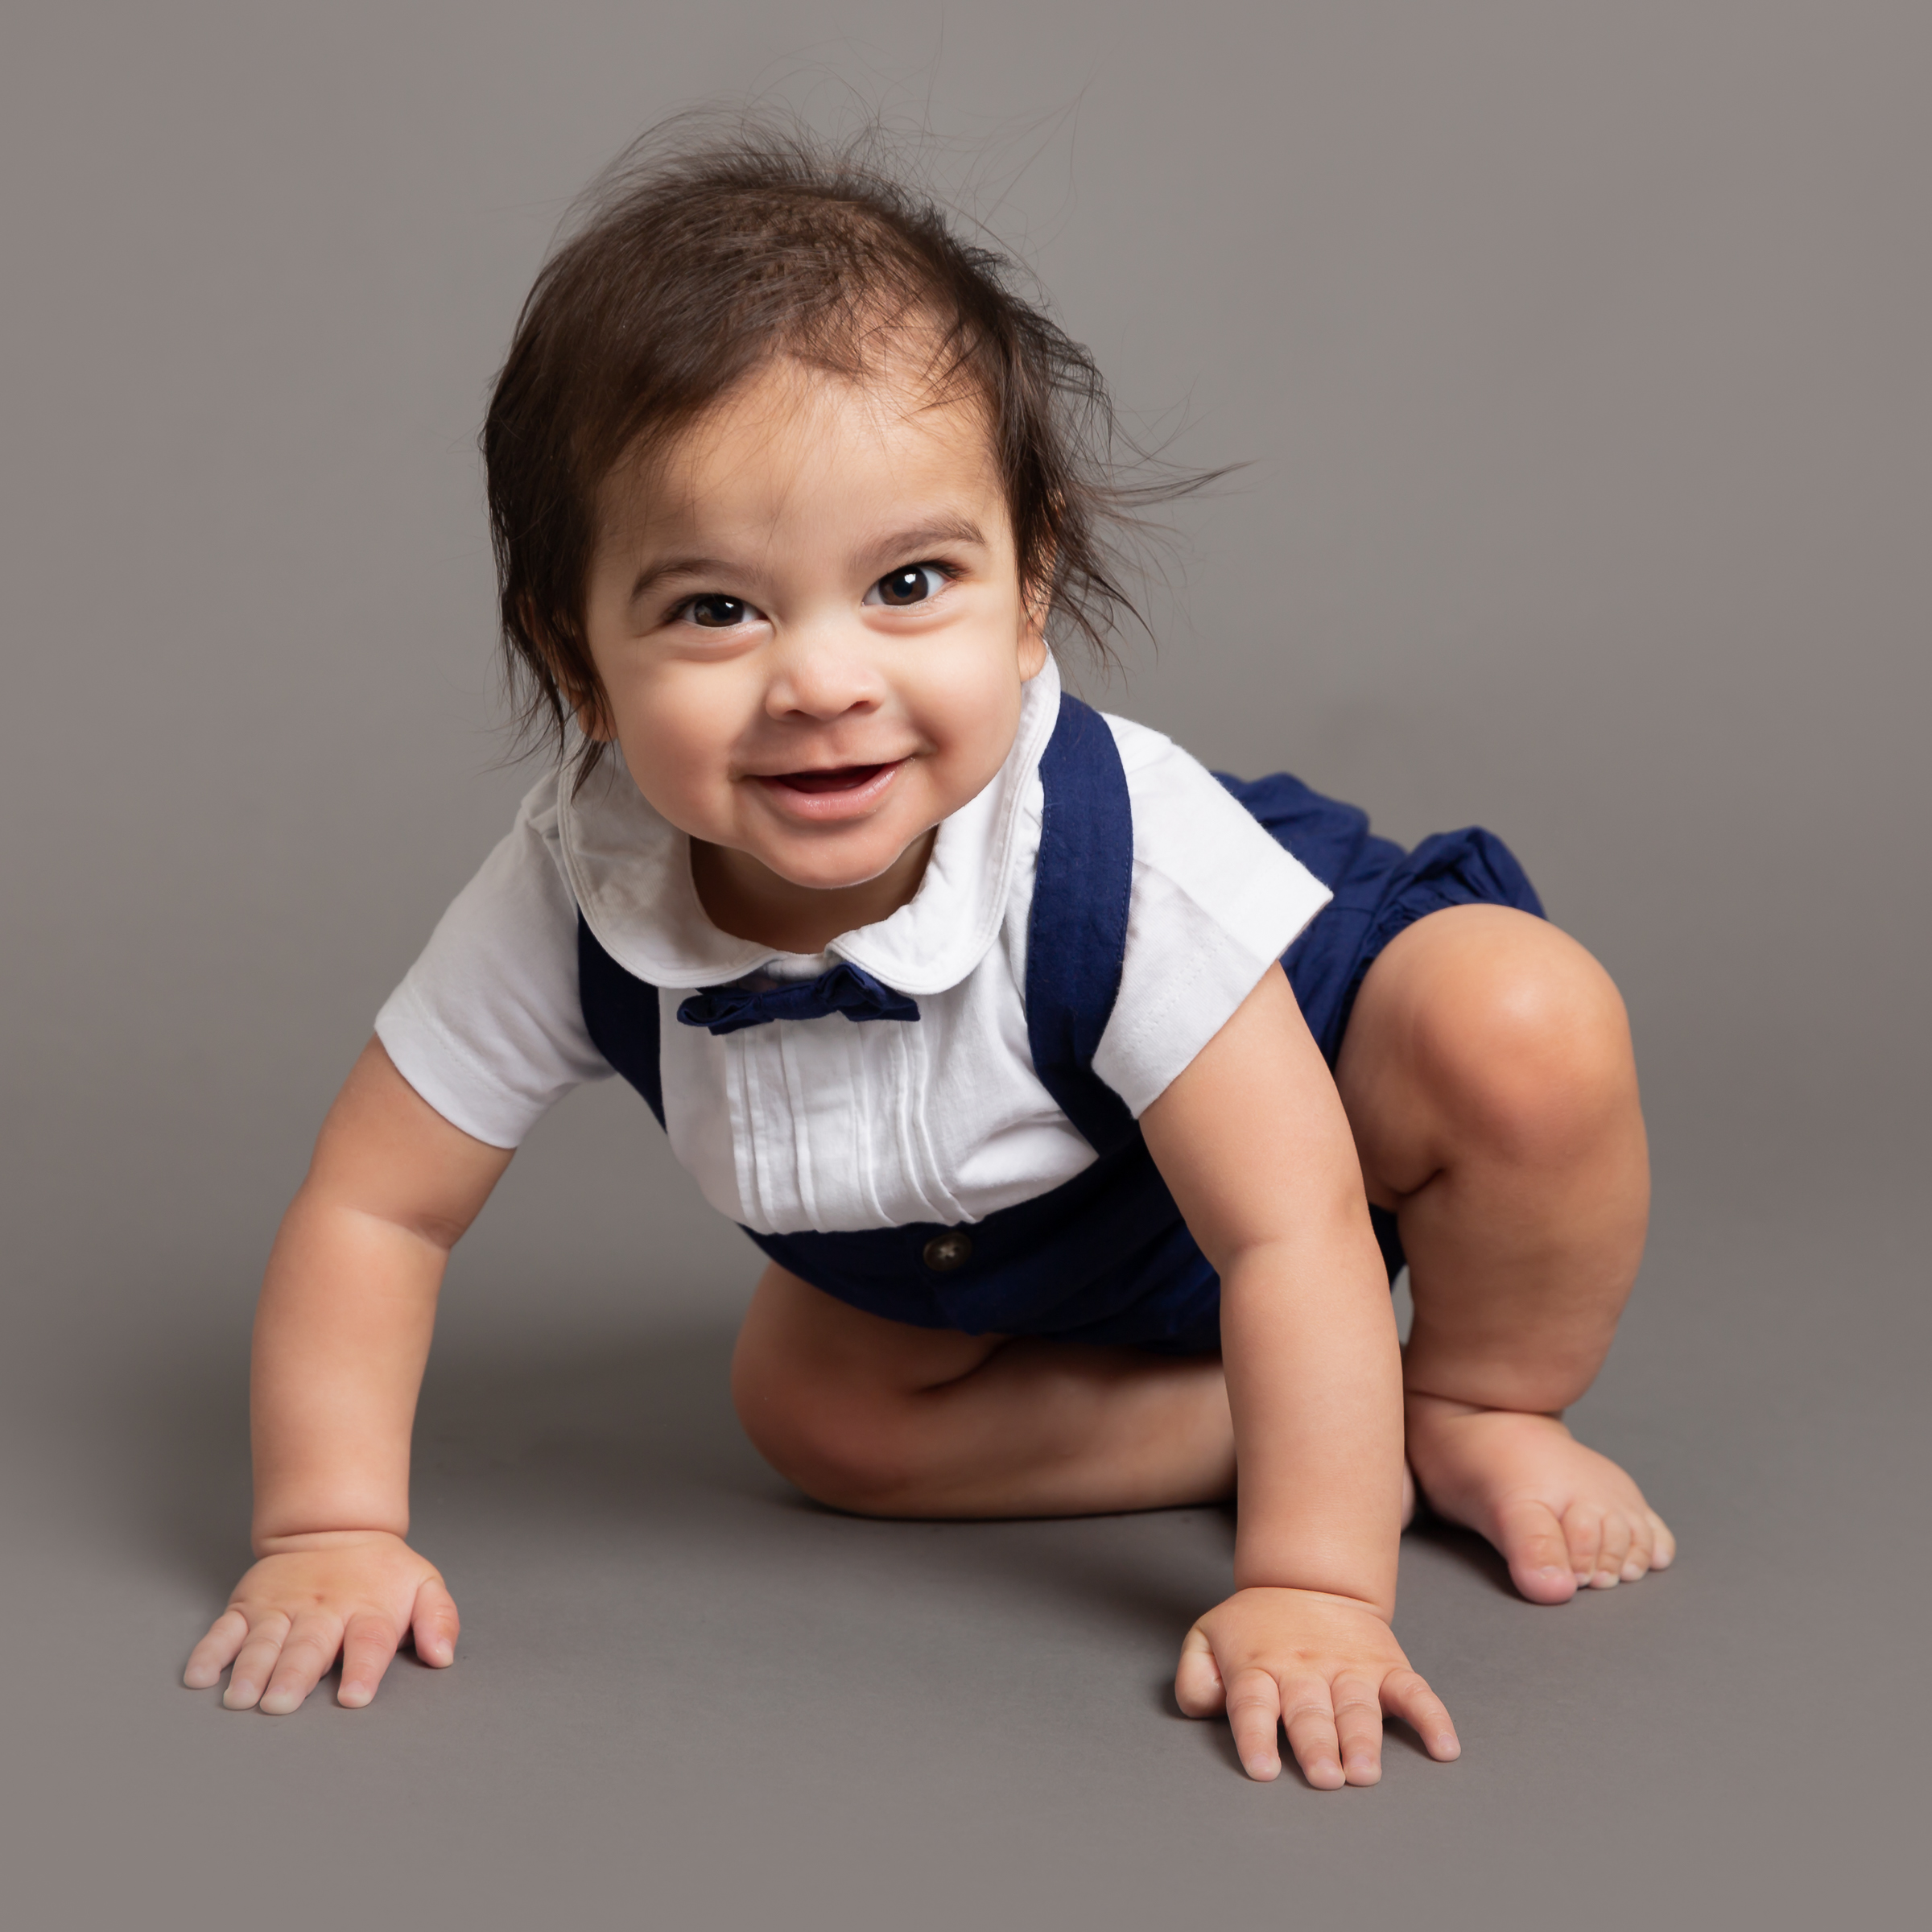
xmin=557 ymin=655 xmax=1063 ymax=995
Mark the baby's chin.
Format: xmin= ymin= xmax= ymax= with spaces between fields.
xmin=694 ymin=820 xmax=938 ymax=905
xmin=758 ymin=836 xmax=930 ymax=897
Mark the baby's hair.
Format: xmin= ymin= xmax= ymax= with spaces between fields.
xmin=482 ymin=113 xmax=1213 ymax=778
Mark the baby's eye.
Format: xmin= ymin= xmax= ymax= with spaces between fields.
xmin=682 ymin=593 xmax=754 ymax=629
xmin=865 ymin=564 xmax=950 ymax=609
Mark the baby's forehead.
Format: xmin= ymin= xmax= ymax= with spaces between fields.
xmin=605 ymin=356 xmax=1008 ymax=547
xmin=688 ymin=351 xmax=993 ymax=473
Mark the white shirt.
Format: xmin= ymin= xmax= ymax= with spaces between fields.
xmin=375 ymin=658 xmax=1331 ymax=1235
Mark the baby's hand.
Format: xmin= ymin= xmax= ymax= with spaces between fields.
xmin=183 ymin=1531 xmax=458 ymax=1715
xmin=1175 ymin=1587 xmax=1459 ymax=1786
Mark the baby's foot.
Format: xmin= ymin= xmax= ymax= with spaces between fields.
xmin=1403 ymin=1393 xmax=1676 ymax=1604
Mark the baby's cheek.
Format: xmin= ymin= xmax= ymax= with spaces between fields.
xmin=952 ymin=702 xmax=1028 ymax=801
xmin=933 ymin=654 xmax=1026 ymax=760
xmin=617 ymin=729 xmax=731 ymax=839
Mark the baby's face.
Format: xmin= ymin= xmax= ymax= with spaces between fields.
xmin=580 ymin=357 xmax=1046 ymax=937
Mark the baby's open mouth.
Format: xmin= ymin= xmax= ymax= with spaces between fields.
xmin=764 ymin=762 xmax=894 ymax=795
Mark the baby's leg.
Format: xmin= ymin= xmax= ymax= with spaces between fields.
xmin=1335 ymin=902 xmax=1674 ymax=1603
xmin=731 ymin=1267 xmax=1235 ymax=1517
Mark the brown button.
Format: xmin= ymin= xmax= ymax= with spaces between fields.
xmin=922 ymin=1231 xmax=972 ymax=1273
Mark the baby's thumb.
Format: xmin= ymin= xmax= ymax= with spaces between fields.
xmin=411 ymin=1576 xmax=460 ymax=1668
xmin=1174 ymin=1625 xmax=1225 ymax=1717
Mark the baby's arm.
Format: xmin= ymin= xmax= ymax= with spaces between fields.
xmin=1140 ymin=965 xmax=1459 ymax=1786
xmin=182 ymin=1038 xmax=511 ymax=1713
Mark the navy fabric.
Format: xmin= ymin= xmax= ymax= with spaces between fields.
xmin=576 ymin=699 xmax=1546 ymax=1355
xmin=741 ymin=1144 xmax=1215 ymax=1350
xmin=1024 ymin=698 xmax=1139 ymax=1157
xmin=1216 ymin=771 xmax=1545 ymax=1066
xmin=579 ymin=914 xmax=664 ymax=1129
xmin=677 ymin=960 xmax=919 ymax=1036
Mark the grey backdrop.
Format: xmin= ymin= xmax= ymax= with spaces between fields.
xmin=3 ymin=4 xmax=1926 ymax=1928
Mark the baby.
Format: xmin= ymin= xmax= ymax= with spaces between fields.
xmin=184 ymin=126 xmax=1672 ymax=1788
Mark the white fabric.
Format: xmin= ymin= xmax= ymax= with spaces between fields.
xmin=375 ymin=658 xmax=1333 ymax=1235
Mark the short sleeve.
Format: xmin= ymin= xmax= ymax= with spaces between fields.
xmin=1091 ymin=718 xmax=1333 ymax=1117
xmin=374 ymin=775 xmax=613 ymax=1148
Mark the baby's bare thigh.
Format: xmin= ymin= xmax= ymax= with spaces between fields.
xmin=730 ymin=1266 xmax=1023 ymax=1511
xmin=733 ymin=1263 xmax=1003 ymax=1405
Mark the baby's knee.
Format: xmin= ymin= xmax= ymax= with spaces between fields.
xmin=1414 ymin=919 xmax=1637 ymax=1166
xmin=730 ymin=1353 xmax=915 ymax=1513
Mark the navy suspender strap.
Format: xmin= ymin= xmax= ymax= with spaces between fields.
xmin=576 ymin=689 xmax=1140 ymax=1158
xmin=1022 ymin=696 xmax=1139 ymax=1155
xmin=577 ymin=914 xmax=665 ymax=1128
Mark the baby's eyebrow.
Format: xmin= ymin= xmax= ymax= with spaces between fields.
xmin=627 ymin=554 xmax=737 ymax=602
xmin=861 ymin=518 xmax=987 ymax=565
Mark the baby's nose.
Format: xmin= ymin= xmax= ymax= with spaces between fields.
xmin=764 ymin=623 xmax=886 ymax=719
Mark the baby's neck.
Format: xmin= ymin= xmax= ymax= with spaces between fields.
xmin=690 ymin=830 xmax=937 ymax=955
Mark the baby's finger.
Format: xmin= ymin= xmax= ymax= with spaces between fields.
xmin=1330 ymin=1674 xmax=1385 ymax=1785
xmin=1380 ymin=1668 xmax=1460 ymax=1762
xmin=1279 ymin=1678 xmax=1345 ymax=1790
xmin=1223 ymin=1666 xmax=1284 ymax=1781
xmin=222 ymin=1612 xmax=292 ymax=1711
xmin=337 ymin=1613 xmax=402 ymax=1709
xmin=184 ymin=1608 xmax=249 ymax=1689
xmin=1173 ymin=1626 xmax=1225 ymax=1717
xmin=258 ymin=1613 xmax=345 ymax=1716
xmin=410 ymin=1575 xmax=460 ymax=1670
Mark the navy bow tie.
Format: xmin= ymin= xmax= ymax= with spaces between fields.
xmin=677 ymin=961 xmax=922 ymax=1036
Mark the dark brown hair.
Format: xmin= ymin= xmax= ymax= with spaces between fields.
xmin=482 ymin=115 xmax=1211 ymax=775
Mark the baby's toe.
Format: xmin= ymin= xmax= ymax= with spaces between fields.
xmin=1563 ymin=1505 xmax=1606 ymax=1586
xmin=1494 ymin=1498 xmax=1579 ymax=1604
xmin=1592 ymin=1513 xmax=1633 ymax=1588
xmin=1645 ymin=1512 xmax=1677 ymax=1571
xmin=1616 ymin=1510 xmax=1662 ymax=1581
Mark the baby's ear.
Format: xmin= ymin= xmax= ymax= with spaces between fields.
xmin=564 ymin=676 xmax=615 ymax=743
xmin=519 ymin=596 xmax=614 ymax=742
xmin=1017 ymin=564 xmax=1053 ymax=679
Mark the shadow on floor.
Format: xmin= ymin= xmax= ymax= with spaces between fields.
xmin=60 ymin=1307 xmax=1241 ymax=1655
xmin=1405 ymin=1512 xmax=1519 ymax=1599
xmin=13 ymin=1310 xmax=758 ymax=1601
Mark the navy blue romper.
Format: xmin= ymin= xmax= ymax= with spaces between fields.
xmin=578 ymin=696 xmax=1542 ymax=1355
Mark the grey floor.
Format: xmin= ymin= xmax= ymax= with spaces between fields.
xmin=7 ymin=1134 xmax=1928 ymax=1929
xmin=5 ymin=6 xmax=1928 ymax=1928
